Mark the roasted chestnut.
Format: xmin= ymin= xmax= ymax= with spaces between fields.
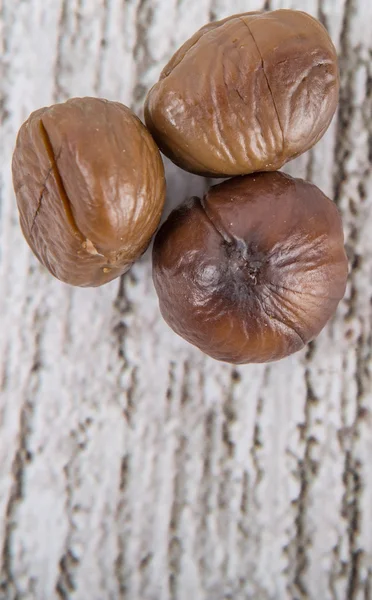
xmin=145 ymin=9 xmax=339 ymax=178
xmin=12 ymin=97 xmax=165 ymax=286
xmin=152 ymin=172 xmax=348 ymax=363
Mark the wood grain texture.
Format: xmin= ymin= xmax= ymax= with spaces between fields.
xmin=1 ymin=0 xmax=372 ymax=598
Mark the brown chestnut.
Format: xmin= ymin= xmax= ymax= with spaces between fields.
xmin=145 ymin=9 xmax=339 ymax=178
xmin=12 ymin=97 xmax=165 ymax=286
xmin=152 ymin=172 xmax=348 ymax=364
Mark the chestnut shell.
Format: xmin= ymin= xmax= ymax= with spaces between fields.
xmin=145 ymin=9 xmax=339 ymax=177
xmin=152 ymin=172 xmax=348 ymax=364
xmin=12 ymin=97 xmax=165 ymax=286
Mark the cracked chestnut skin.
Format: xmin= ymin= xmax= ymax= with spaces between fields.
xmin=153 ymin=172 xmax=348 ymax=364
xmin=12 ymin=97 xmax=165 ymax=286
xmin=145 ymin=9 xmax=339 ymax=177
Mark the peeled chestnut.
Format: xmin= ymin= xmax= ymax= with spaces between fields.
xmin=12 ymin=97 xmax=165 ymax=286
xmin=152 ymin=172 xmax=348 ymax=364
xmin=145 ymin=9 xmax=339 ymax=178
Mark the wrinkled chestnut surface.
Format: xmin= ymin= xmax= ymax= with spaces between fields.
xmin=12 ymin=97 xmax=165 ymax=286
xmin=153 ymin=172 xmax=348 ymax=364
xmin=145 ymin=9 xmax=339 ymax=178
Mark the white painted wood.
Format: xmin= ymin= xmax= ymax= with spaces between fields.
xmin=1 ymin=0 xmax=372 ymax=598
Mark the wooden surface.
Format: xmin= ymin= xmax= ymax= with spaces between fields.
xmin=1 ymin=0 xmax=372 ymax=598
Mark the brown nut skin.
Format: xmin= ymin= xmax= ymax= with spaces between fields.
xmin=152 ymin=172 xmax=348 ymax=364
xmin=145 ymin=9 xmax=339 ymax=178
xmin=12 ymin=97 xmax=165 ymax=287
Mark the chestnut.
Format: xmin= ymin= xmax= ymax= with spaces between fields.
xmin=152 ymin=172 xmax=348 ymax=364
xmin=12 ymin=97 xmax=165 ymax=287
xmin=145 ymin=9 xmax=339 ymax=178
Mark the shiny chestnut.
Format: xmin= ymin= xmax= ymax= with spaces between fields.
xmin=145 ymin=10 xmax=339 ymax=177
xmin=12 ymin=97 xmax=165 ymax=286
xmin=152 ymin=172 xmax=348 ymax=363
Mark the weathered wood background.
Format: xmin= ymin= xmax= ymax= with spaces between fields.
xmin=1 ymin=0 xmax=372 ymax=598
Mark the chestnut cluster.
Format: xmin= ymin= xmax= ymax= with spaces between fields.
xmin=12 ymin=9 xmax=348 ymax=364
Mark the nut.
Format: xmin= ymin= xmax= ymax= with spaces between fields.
xmin=12 ymin=97 xmax=166 ymax=286
xmin=145 ymin=9 xmax=339 ymax=177
xmin=152 ymin=172 xmax=348 ymax=364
